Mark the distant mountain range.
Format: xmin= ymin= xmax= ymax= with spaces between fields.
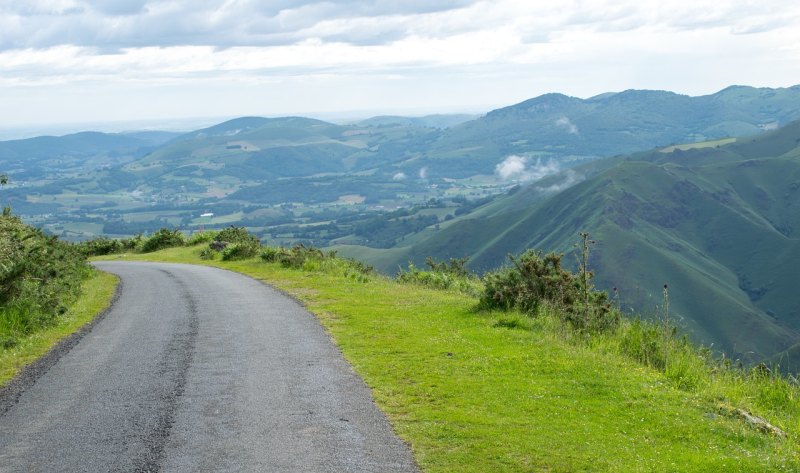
xmin=6 ymin=85 xmax=800 ymax=187
xmin=415 ymin=85 xmax=800 ymax=177
xmin=343 ymin=120 xmax=800 ymax=368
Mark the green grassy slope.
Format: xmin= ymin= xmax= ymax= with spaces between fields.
xmin=94 ymin=246 xmax=800 ymax=472
xmin=371 ymin=121 xmax=800 ymax=366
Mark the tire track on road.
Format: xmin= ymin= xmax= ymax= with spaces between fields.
xmin=134 ymin=269 xmax=199 ymax=472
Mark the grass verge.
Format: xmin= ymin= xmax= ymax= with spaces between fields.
xmin=95 ymin=247 xmax=800 ymax=472
xmin=0 ymin=270 xmax=118 ymax=387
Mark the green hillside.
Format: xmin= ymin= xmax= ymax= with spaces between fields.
xmin=365 ymin=121 xmax=800 ymax=367
xmin=0 ymin=131 xmax=158 ymax=180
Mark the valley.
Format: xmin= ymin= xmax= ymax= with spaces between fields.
xmin=3 ymin=84 xmax=800 ymax=368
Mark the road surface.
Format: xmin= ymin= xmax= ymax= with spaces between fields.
xmin=0 ymin=261 xmax=418 ymax=472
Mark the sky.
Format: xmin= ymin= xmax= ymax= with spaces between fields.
xmin=1 ymin=0 xmax=800 ymax=135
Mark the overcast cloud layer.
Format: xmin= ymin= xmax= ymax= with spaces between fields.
xmin=2 ymin=0 xmax=799 ymax=130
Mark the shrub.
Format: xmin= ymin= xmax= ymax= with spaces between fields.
xmin=140 ymin=228 xmax=185 ymax=253
xmin=480 ymin=246 xmax=618 ymax=332
xmin=423 ymin=256 xmax=472 ymax=278
xmin=1 ymin=214 xmax=91 ymax=346
xmin=209 ymin=226 xmax=260 ymax=260
xmin=120 ymin=234 xmax=145 ymax=252
xmin=78 ymin=237 xmax=123 ymax=256
xmin=199 ymin=247 xmax=217 ymax=260
xmin=277 ymin=244 xmax=326 ymax=269
xmin=215 ymin=226 xmax=259 ymax=246
xmin=221 ymin=243 xmax=259 ymax=261
xmin=260 ymin=246 xmax=283 ymax=263
xmin=187 ymin=230 xmax=218 ymax=245
xmin=481 ymin=250 xmax=579 ymax=313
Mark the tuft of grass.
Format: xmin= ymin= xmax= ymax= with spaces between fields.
xmin=95 ymin=246 xmax=800 ymax=472
xmin=0 ymin=270 xmax=118 ymax=387
xmin=396 ymin=257 xmax=482 ymax=296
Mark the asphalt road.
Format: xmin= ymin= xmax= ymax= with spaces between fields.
xmin=0 ymin=261 xmax=418 ymax=472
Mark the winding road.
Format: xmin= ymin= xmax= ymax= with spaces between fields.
xmin=0 ymin=261 xmax=418 ymax=472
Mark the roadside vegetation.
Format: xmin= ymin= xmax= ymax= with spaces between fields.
xmin=93 ymin=227 xmax=800 ymax=472
xmin=0 ymin=214 xmax=93 ymax=349
xmin=0 ymin=270 xmax=117 ymax=386
xmin=1 ymin=178 xmax=118 ymax=384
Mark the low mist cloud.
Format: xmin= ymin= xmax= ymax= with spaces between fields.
xmin=419 ymin=167 xmax=428 ymax=179
xmin=495 ymin=155 xmax=561 ymax=182
xmin=393 ymin=172 xmax=407 ymax=181
xmin=555 ymin=116 xmax=579 ymax=134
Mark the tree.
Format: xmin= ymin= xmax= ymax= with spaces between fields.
xmin=1 ymin=173 xmax=8 ymax=215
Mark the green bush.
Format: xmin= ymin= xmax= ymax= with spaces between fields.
xmin=260 ymin=246 xmax=283 ymax=263
xmin=120 ymin=234 xmax=145 ymax=252
xmin=1 ymin=215 xmax=91 ymax=346
xmin=481 ymin=250 xmax=579 ymax=312
xmin=221 ymin=243 xmax=259 ymax=261
xmin=140 ymin=228 xmax=186 ymax=253
xmin=187 ymin=230 xmax=218 ymax=245
xmin=215 ymin=226 xmax=259 ymax=245
xmin=199 ymin=247 xmax=217 ymax=260
xmin=277 ymin=244 xmax=326 ymax=269
xmin=209 ymin=226 xmax=260 ymax=260
xmin=481 ymin=249 xmax=617 ymax=332
xmin=77 ymin=237 xmax=123 ymax=256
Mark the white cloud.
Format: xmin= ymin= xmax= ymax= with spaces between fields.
xmin=392 ymin=172 xmax=407 ymax=180
xmin=419 ymin=167 xmax=428 ymax=179
xmin=555 ymin=116 xmax=578 ymax=134
xmin=2 ymin=0 xmax=800 ymax=127
xmin=495 ymin=155 xmax=562 ymax=182
xmin=495 ymin=155 xmax=527 ymax=180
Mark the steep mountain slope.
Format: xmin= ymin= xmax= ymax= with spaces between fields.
xmin=368 ymin=121 xmax=800 ymax=365
xmin=418 ymin=85 xmax=800 ymax=177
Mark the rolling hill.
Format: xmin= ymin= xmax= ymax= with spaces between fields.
xmin=6 ymin=85 xmax=800 ymax=217
xmin=0 ymin=131 xmax=168 ymax=181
